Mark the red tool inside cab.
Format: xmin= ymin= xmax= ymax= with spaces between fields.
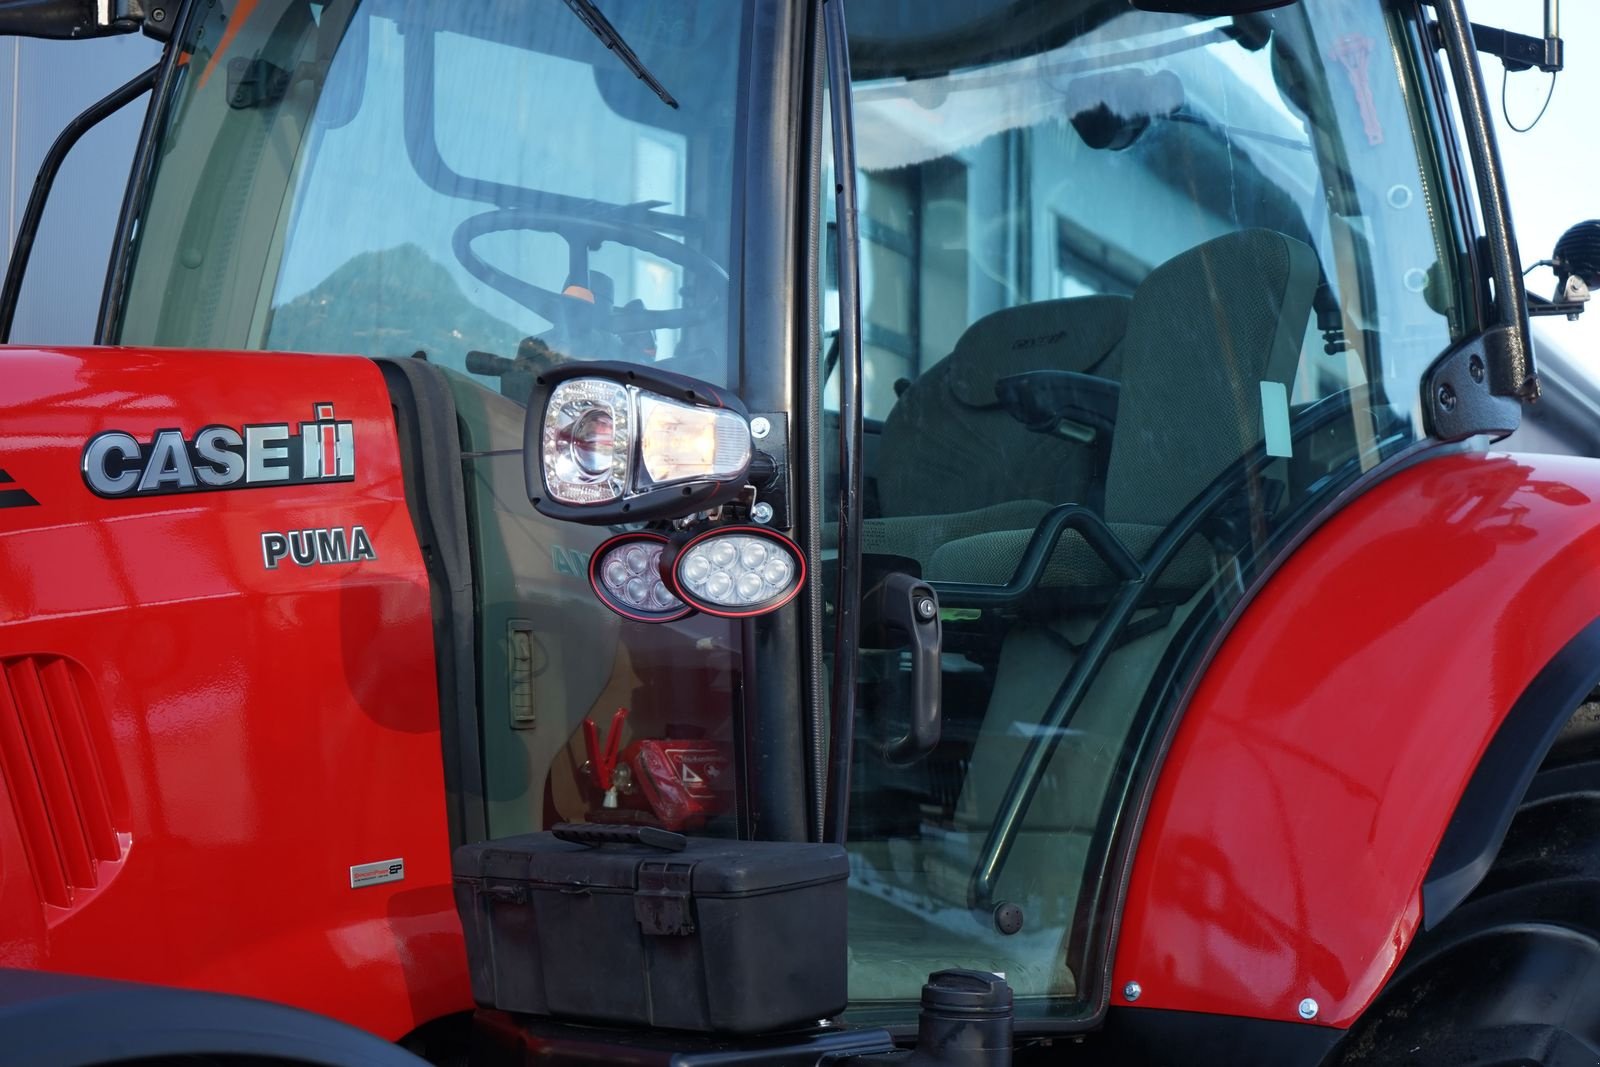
xmin=1 ymin=0 xmax=1600 ymax=1065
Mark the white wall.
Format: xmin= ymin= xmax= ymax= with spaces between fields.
xmin=0 ymin=32 xmax=162 ymax=345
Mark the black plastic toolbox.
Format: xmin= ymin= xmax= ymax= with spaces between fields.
xmin=452 ymin=824 xmax=849 ymax=1034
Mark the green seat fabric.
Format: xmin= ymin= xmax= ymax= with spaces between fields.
xmin=876 ymin=295 xmax=1131 ymax=519
xmin=926 ymin=228 xmax=1319 ymax=592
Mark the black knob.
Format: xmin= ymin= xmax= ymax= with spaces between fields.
xmin=992 ymin=902 xmax=1024 ymax=936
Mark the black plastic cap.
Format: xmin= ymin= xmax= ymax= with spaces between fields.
xmin=921 ymin=970 xmax=1013 ymax=1015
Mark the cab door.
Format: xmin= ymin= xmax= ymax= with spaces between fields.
xmin=823 ymin=0 xmax=1466 ymax=1025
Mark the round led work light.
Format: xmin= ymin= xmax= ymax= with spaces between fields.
xmin=662 ymin=525 xmax=805 ymax=618
xmin=589 ymin=531 xmax=694 ymax=623
xmin=527 ymin=361 xmax=754 ymax=525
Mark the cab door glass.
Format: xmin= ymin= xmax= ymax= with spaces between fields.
xmin=823 ymin=2 xmax=1465 ymax=1020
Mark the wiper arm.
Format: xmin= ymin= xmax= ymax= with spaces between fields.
xmin=561 ymin=0 xmax=679 ymax=110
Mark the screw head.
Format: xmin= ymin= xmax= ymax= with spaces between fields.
xmin=751 ymin=502 xmax=774 ymax=525
xmin=1437 ymin=383 xmax=1457 ymax=413
xmin=151 ymin=6 xmax=166 ymax=21
xmin=915 ymin=597 xmax=937 ymax=621
xmin=750 ymin=416 xmax=771 ymax=440
xmin=1298 ymin=997 xmax=1319 ymax=1021
xmin=1469 ymin=354 xmax=1486 ymax=383
xmin=1123 ymin=981 xmax=1141 ymax=1003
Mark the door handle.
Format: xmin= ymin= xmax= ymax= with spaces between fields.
xmin=872 ymin=572 xmax=942 ymax=764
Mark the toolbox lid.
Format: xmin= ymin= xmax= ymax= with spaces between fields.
xmin=453 ymin=830 xmax=848 ymax=897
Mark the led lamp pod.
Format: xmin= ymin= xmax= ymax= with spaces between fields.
xmin=663 ymin=525 xmax=805 ymax=618
xmin=588 ymin=531 xmax=695 ymax=623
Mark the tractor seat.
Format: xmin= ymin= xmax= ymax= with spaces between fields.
xmin=877 ymin=294 xmax=1131 ymax=520
xmin=924 ymin=228 xmax=1319 ymax=597
xmin=860 ymin=295 xmax=1131 ymax=571
xmin=939 ymin=228 xmax=1319 ymax=896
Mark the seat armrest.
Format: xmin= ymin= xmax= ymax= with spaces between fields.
xmin=995 ymin=371 xmax=1120 ymax=442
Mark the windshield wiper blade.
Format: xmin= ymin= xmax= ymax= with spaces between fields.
xmin=562 ymin=0 xmax=679 ymax=110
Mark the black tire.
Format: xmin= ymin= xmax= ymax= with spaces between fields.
xmin=1329 ymin=758 xmax=1600 ymax=1065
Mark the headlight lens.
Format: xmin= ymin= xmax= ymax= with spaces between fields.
xmin=589 ymin=532 xmax=693 ymax=622
xmin=637 ymin=393 xmax=752 ymax=487
xmin=542 ymin=379 xmax=630 ymax=505
xmin=666 ymin=526 xmax=804 ymax=618
xmin=569 ymin=409 xmax=616 ymax=476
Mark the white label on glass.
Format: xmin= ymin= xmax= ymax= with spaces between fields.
xmin=1261 ymin=380 xmax=1292 ymax=458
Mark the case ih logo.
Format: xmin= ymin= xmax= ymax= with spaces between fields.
xmin=82 ymin=403 xmax=355 ymax=498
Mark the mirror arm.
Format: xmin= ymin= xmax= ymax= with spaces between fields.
xmin=1455 ymin=21 xmax=1564 ymax=73
xmin=0 ymin=0 xmax=170 ymax=40
xmin=1528 ymin=287 xmax=1589 ymax=321
xmin=0 ymin=0 xmax=100 ymax=39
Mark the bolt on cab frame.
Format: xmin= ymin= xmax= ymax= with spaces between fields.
xmin=3 ymin=0 xmax=1600 ymax=1064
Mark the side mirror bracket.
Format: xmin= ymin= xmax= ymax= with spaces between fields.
xmin=1458 ymin=21 xmax=1564 ymax=74
xmin=0 ymin=0 xmax=173 ymax=42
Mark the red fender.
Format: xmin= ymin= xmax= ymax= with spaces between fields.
xmin=1113 ymin=449 xmax=1600 ymax=1029
xmin=0 ymin=346 xmax=470 ymax=1039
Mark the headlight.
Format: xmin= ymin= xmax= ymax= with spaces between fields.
xmin=589 ymin=531 xmax=694 ymax=623
xmin=528 ymin=361 xmax=754 ymax=524
xmin=542 ymin=379 xmax=630 ymax=505
xmin=662 ymin=525 xmax=804 ymax=618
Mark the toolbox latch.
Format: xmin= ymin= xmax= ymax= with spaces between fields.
xmin=635 ymin=862 xmax=695 ymax=936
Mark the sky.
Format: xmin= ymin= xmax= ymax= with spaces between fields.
xmin=1473 ymin=0 xmax=1600 ymax=367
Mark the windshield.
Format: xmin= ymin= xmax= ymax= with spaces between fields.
xmin=114 ymin=0 xmax=756 ymax=845
xmin=118 ymin=0 xmax=742 ymax=392
xmin=824 ymin=0 xmax=1468 ymax=1021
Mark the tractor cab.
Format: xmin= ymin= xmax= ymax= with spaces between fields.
xmin=87 ymin=0 xmax=1548 ymax=1023
xmin=102 ymin=0 xmax=1490 ymax=1024
xmin=4 ymin=0 xmax=1600 ymax=1062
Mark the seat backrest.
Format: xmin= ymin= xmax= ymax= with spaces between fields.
xmin=1103 ymin=228 xmax=1319 ymax=527
xmin=875 ymin=296 xmax=1131 ymax=517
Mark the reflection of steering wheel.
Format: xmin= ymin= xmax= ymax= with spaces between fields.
xmin=451 ymin=206 xmax=728 ymax=334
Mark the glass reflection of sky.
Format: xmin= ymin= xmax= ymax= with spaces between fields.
xmin=269 ymin=11 xmax=703 ymax=376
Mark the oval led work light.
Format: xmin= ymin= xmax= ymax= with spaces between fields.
xmin=662 ymin=525 xmax=805 ymax=619
xmin=589 ymin=531 xmax=694 ymax=623
xmin=528 ymin=362 xmax=754 ymax=524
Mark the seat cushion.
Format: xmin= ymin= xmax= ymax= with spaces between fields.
xmin=857 ymin=500 xmax=1055 ymax=571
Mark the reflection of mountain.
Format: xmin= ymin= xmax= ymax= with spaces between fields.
xmin=268 ymin=243 xmax=525 ymax=366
